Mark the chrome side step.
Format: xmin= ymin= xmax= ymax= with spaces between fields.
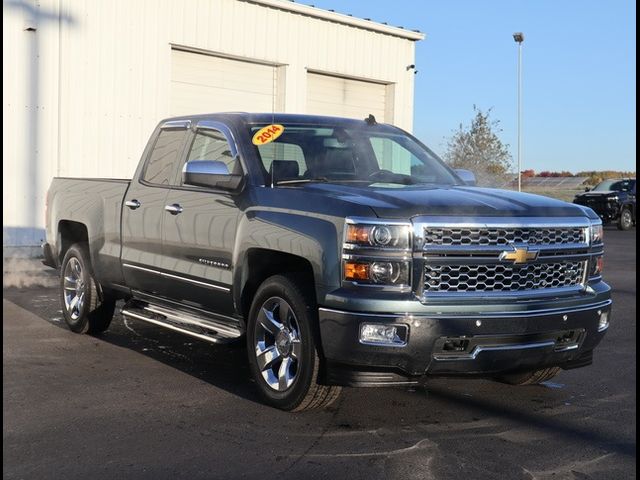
xmin=121 ymin=301 xmax=242 ymax=344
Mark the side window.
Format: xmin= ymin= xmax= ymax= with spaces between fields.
xmin=185 ymin=129 xmax=239 ymax=178
xmin=143 ymin=129 xmax=186 ymax=185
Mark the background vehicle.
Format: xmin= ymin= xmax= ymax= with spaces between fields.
xmin=574 ymin=179 xmax=636 ymax=230
xmin=43 ymin=113 xmax=612 ymax=411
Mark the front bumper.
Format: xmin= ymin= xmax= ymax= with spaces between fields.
xmin=318 ymin=294 xmax=611 ymax=386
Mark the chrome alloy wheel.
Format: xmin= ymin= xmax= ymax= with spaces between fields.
xmin=254 ymin=296 xmax=302 ymax=392
xmin=63 ymin=257 xmax=86 ymax=320
xmin=621 ymin=209 xmax=633 ymax=229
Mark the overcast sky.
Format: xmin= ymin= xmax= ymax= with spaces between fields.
xmin=309 ymin=0 xmax=636 ymax=173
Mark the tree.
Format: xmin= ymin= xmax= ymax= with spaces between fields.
xmin=443 ymin=106 xmax=513 ymax=186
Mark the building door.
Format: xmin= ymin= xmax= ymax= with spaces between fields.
xmin=170 ymin=49 xmax=279 ymax=115
xmin=306 ymin=71 xmax=389 ymax=122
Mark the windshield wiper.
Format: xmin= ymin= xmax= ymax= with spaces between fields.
xmin=274 ymin=177 xmax=329 ymax=185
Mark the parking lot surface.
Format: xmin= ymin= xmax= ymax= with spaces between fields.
xmin=3 ymin=228 xmax=636 ymax=479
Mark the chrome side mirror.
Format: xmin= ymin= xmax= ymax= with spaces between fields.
xmin=182 ymin=160 xmax=243 ymax=191
xmin=454 ymin=169 xmax=476 ymax=186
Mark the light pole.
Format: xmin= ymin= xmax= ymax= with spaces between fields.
xmin=513 ymin=32 xmax=524 ymax=192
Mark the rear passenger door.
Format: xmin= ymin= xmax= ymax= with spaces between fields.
xmin=121 ymin=121 xmax=190 ymax=295
xmin=161 ymin=121 xmax=242 ymax=316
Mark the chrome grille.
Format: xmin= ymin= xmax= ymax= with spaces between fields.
xmin=423 ymin=261 xmax=586 ymax=293
xmin=423 ymin=227 xmax=586 ymax=247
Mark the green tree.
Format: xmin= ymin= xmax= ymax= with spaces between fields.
xmin=444 ymin=106 xmax=513 ymax=186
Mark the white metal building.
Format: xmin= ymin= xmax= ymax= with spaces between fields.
xmin=3 ymin=0 xmax=423 ymax=252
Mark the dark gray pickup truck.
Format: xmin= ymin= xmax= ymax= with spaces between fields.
xmin=44 ymin=113 xmax=611 ymax=411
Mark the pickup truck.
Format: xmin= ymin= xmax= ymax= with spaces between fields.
xmin=573 ymin=178 xmax=636 ymax=230
xmin=44 ymin=113 xmax=612 ymax=411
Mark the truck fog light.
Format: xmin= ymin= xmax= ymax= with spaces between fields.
xmin=359 ymin=323 xmax=407 ymax=346
xmin=597 ymin=310 xmax=609 ymax=332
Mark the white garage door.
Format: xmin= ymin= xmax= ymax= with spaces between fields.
xmin=171 ymin=49 xmax=278 ymax=116
xmin=307 ymin=72 xmax=388 ymax=122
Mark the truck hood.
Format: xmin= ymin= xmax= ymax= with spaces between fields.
xmin=575 ymin=191 xmax=619 ymax=198
xmin=300 ymin=184 xmax=589 ymax=219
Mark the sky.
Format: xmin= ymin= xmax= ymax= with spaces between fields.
xmin=305 ymin=0 xmax=636 ymax=173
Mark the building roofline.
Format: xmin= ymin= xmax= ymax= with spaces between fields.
xmin=242 ymin=0 xmax=425 ymax=41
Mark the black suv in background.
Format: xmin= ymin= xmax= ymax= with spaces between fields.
xmin=574 ymin=179 xmax=636 ymax=230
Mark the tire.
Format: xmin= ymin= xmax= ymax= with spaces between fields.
xmin=246 ymin=274 xmax=341 ymax=411
xmin=495 ymin=366 xmax=561 ymax=386
xmin=60 ymin=243 xmax=115 ymax=335
xmin=617 ymin=208 xmax=633 ymax=230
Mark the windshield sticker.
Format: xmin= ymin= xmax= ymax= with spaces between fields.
xmin=252 ymin=124 xmax=284 ymax=146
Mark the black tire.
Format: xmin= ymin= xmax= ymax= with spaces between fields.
xmin=617 ymin=208 xmax=633 ymax=231
xmin=495 ymin=366 xmax=561 ymax=386
xmin=246 ymin=274 xmax=341 ymax=411
xmin=60 ymin=243 xmax=115 ymax=335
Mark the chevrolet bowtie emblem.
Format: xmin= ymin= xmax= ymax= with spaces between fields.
xmin=500 ymin=247 xmax=539 ymax=264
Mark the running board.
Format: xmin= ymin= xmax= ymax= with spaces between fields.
xmin=121 ymin=300 xmax=242 ymax=344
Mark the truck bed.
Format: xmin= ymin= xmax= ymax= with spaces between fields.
xmin=46 ymin=177 xmax=132 ymax=286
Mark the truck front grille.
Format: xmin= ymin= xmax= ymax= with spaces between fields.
xmin=420 ymin=224 xmax=591 ymax=296
xmin=423 ymin=261 xmax=586 ymax=293
xmin=423 ymin=227 xmax=586 ymax=246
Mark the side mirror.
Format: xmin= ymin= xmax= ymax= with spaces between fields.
xmin=584 ymin=187 xmax=591 ymax=192
xmin=182 ymin=160 xmax=243 ymax=191
xmin=454 ymin=169 xmax=476 ymax=186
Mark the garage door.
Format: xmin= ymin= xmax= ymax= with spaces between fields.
xmin=307 ymin=72 xmax=387 ymax=122
xmin=171 ymin=49 xmax=278 ymax=116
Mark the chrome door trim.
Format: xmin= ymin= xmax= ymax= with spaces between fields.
xmin=122 ymin=263 xmax=230 ymax=292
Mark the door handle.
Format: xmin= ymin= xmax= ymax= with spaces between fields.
xmin=125 ymin=199 xmax=141 ymax=210
xmin=165 ymin=203 xmax=183 ymax=215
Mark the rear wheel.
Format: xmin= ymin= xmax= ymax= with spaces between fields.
xmin=246 ymin=274 xmax=341 ymax=411
xmin=617 ymin=208 xmax=633 ymax=230
xmin=495 ymin=366 xmax=561 ymax=386
xmin=60 ymin=244 xmax=115 ymax=334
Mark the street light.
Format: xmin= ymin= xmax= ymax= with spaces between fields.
xmin=513 ymin=32 xmax=524 ymax=192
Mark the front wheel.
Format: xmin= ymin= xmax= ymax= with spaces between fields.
xmin=617 ymin=208 xmax=633 ymax=230
xmin=246 ymin=274 xmax=341 ymax=411
xmin=495 ymin=366 xmax=561 ymax=386
xmin=60 ymin=243 xmax=115 ymax=334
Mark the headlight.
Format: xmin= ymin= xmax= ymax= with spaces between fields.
xmin=344 ymin=260 xmax=410 ymax=286
xmin=345 ymin=223 xmax=411 ymax=250
xmin=590 ymin=223 xmax=603 ymax=244
xmin=343 ymin=219 xmax=412 ymax=287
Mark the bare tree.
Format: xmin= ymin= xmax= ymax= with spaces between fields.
xmin=444 ymin=106 xmax=513 ymax=187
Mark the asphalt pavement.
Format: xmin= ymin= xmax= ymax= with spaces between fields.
xmin=3 ymin=228 xmax=636 ymax=479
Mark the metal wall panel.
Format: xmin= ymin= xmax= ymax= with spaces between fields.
xmin=3 ymin=0 xmax=420 ymax=248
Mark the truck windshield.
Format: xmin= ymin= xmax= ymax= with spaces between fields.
xmin=250 ymin=124 xmax=459 ymax=187
xmin=592 ymin=179 xmax=634 ymax=192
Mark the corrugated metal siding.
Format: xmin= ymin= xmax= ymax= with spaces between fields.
xmin=3 ymin=0 xmax=418 ymax=247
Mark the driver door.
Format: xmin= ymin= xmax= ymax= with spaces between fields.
xmin=161 ymin=121 xmax=242 ymax=316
